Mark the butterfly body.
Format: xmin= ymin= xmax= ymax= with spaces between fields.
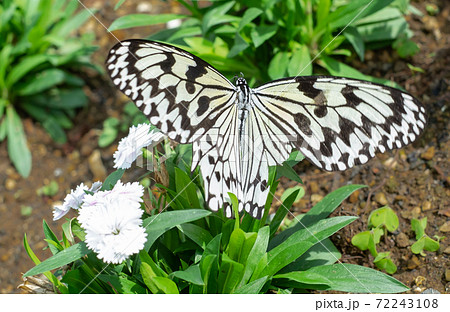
xmin=107 ymin=39 xmax=426 ymax=219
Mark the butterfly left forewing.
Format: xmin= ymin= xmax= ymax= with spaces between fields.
xmin=106 ymin=39 xmax=236 ymax=144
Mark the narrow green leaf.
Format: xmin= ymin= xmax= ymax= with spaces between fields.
xmin=170 ymin=264 xmax=204 ymax=286
xmin=143 ymin=210 xmax=211 ymax=251
xmin=202 ymin=1 xmax=236 ymax=33
xmin=234 ymin=276 xmax=268 ymax=294
xmin=6 ymin=54 xmax=48 ymax=87
xmin=6 ymin=107 xmax=31 ymax=177
xmin=23 ymin=242 xmax=91 ymax=277
xmin=270 ymin=189 xmax=301 ymax=237
xmin=238 ymin=7 xmax=263 ymax=31
xmin=17 ymin=68 xmax=66 ymax=96
xmin=274 ymin=271 xmax=332 ymax=285
xmin=305 ymin=263 xmax=408 ymax=293
xmin=288 ymin=44 xmax=312 ymax=76
xmin=240 ymin=226 xmax=270 ymax=286
xmin=98 ymin=275 xmax=147 ymax=294
xmin=151 ymin=276 xmax=179 ymax=294
xmin=42 ymin=220 xmax=62 ymax=255
xmin=228 ymin=33 xmax=249 ymax=58
xmin=109 ymin=14 xmax=186 ymax=31
xmin=344 ymin=26 xmax=365 ymax=61
xmin=263 ymin=216 xmax=357 ymax=277
xmin=178 ymin=223 xmax=213 ymax=248
xmin=101 ymin=169 xmax=125 ymax=191
xmin=251 ymin=25 xmax=278 ymax=48
xmin=218 ymin=253 xmax=244 ymax=293
xmin=271 ymin=185 xmax=366 ymax=248
xmin=175 ymin=167 xmax=200 ymax=208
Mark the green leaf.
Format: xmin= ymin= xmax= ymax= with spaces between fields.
xmin=368 ymin=206 xmax=399 ymax=232
xmin=218 ymin=253 xmax=244 ymax=293
xmin=394 ymin=36 xmax=420 ymax=58
xmin=202 ymin=1 xmax=236 ymax=33
xmin=251 ymin=25 xmax=278 ymax=48
xmin=288 ymin=44 xmax=312 ymax=76
xmin=276 ymin=162 xmax=303 ymax=183
xmin=178 ymin=223 xmax=213 ymax=248
xmin=17 ymin=68 xmax=66 ymax=96
xmin=305 ymin=263 xmax=408 ymax=293
xmin=227 ymin=228 xmax=257 ymax=264
xmin=274 ymin=271 xmax=332 ymax=285
xmin=240 ymin=226 xmax=270 ymax=286
xmin=52 ymin=8 xmax=94 ymax=38
xmin=109 ymin=14 xmax=186 ymax=31
xmin=6 ymin=54 xmax=48 ymax=87
xmin=270 ymin=188 xmax=302 ymax=237
xmin=411 ymin=217 xmax=427 ymax=240
xmin=234 ymin=276 xmax=268 ymax=294
xmin=98 ymin=275 xmax=147 ymax=294
xmin=26 ymin=88 xmax=88 ymax=109
xmin=170 ymin=264 xmax=204 ymax=286
xmin=42 ymin=117 xmax=67 ymax=144
xmin=6 ymin=107 xmax=31 ymax=177
xmin=42 ymin=220 xmax=62 ymax=255
xmin=344 ymin=26 xmax=365 ymax=61
xmin=374 ymin=252 xmax=397 ymax=274
xmin=143 ymin=210 xmax=211 ymax=251
xmin=262 ymin=216 xmax=357 ymax=277
xmin=228 ymin=33 xmax=249 ymax=58
xmin=268 ymin=51 xmax=289 ymax=80
xmin=238 ymin=7 xmax=263 ymax=31
xmin=271 ymin=185 xmax=366 ymax=248
xmin=200 ymin=234 xmax=221 ymax=293
xmin=351 ymin=231 xmax=372 ymax=251
xmin=23 ymin=242 xmax=91 ymax=277
xmin=175 ymin=167 xmax=200 ymax=208
xmin=98 ymin=117 xmax=119 ymax=147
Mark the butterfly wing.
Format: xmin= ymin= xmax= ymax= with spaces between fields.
xmin=252 ymin=76 xmax=426 ymax=171
xmin=106 ymin=39 xmax=236 ymax=144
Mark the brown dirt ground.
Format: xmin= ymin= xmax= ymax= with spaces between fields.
xmin=0 ymin=0 xmax=448 ymax=294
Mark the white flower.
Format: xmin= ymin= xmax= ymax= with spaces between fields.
xmin=113 ymin=123 xmax=164 ymax=169
xmin=52 ymin=182 xmax=102 ymax=221
xmin=78 ymin=181 xmax=147 ymax=264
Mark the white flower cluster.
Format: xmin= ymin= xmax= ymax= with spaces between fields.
xmin=53 ymin=182 xmax=102 ymax=221
xmin=53 ymin=181 xmax=147 ymax=264
xmin=51 ymin=124 xmax=160 ymax=264
xmin=113 ymin=123 xmax=164 ymax=169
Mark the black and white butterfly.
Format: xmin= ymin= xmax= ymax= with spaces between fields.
xmin=106 ymin=39 xmax=426 ymax=219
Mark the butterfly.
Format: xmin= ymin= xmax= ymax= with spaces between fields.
xmin=106 ymin=39 xmax=426 ymax=219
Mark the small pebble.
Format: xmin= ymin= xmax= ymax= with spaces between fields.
xmin=420 ymin=146 xmax=435 ymax=160
xmin=88 ymin=150 xmax=107 ymax=181
xmin=5 ymin=179 xmax=16 ymax=191
xmin=443 ymin=246 xmax=450 ymax=254
xmin=395 ymin=232 xmax=410 ymax=248
xmin=422 ymin=201 xmax=432 ymax=211
xmin=439 ymin=221 xmax=450 ymax=232
xmin=407 ymin=255 xmax=421 ymax=270
xmin=446 ymin=269 xmax=450 ymax=282
xmin=348 ymin=189 xmax=360 ymax=204
xmin=415 ymin=276 xmax=426 ymax=287
xmin=309 ymin=181 xmax=319 ymax=194
xmin=311 ymin=194 xmax=323 ymax=203
xmin=374 ymin=192 xmax=388 ymax=206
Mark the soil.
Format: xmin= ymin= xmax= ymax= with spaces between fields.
xmin=0 ymin=1 xmax=448 ymax=294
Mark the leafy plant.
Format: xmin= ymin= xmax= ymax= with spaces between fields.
xmin=410 ymin=217 xmax=443 ymax=256
xmin=352 ymin=206 xmax=399 ymax=274
xmin=0 ymin=0 xmax=98 ymax=176
xmin=98 ymin=102 xmax=147 ymax=147
xmin=110 ymin=0 xmax=419 ymax=87
xmin=24 ymin=140 xmax=408 ymax=294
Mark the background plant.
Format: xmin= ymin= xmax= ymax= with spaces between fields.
xmin=410 ymin=217 xmax=443 ymax=256
xmin=110 ymin=0 xmax=419 ymax=87
xmin=351 ymin=206 xmax=399 ymax=274
xmin=0 ymin=0 xmax=98 ymax=177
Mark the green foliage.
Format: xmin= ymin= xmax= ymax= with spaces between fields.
xmin=0 ymin=0 xmax=98 ymax=176
xmin=36 ymin=180 xmax=59 ymax=197
xmin=410 ymin=217 xmax=443 ymax=256
xmin=24 ymin=144 xmax=407 ymax=293
xmin=108 ymin=0 xmax=419 ymax=87
xmin=98 ymin=102 xmax=148 ymax=147
xmin=352 ymin=206 xmax=399 ymax=274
